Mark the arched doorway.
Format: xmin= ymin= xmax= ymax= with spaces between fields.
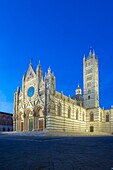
xmin=90 ymin=126 xmax=94 ymax=132
xmin=35 ymin=107 xmax=44 ymax=131
xmin=25 ymin=109 xmax=33 ymax=131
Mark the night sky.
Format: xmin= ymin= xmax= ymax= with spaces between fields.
xmin=0 ymin=0 xmax=113 ymax=113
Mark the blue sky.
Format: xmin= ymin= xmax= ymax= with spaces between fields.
xmin=0 ymin=0 xmax=113 ymax=113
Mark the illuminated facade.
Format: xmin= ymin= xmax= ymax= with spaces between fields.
xmin=13 ymin=51 xmax=113 ymax=133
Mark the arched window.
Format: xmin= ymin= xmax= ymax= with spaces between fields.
xmin=7 ymin=117 xmax=12 ymax=126
xmin=68 ymin=107 xmax=71 ymax=118
xmin=106 ymin=113 xmax=109 ymax=122
xmin=88 ymin=95 xmax=90 ymax=100
xmin=83 ymin=113 xmax=85 ymax=121
xmin=90 ymin=112 xmax=94 ymax=121
xmin=57 ymin=103 xmax=62 ymax=116
xmin=2 ymin=116 xmax=6 ymax=125
xmin=76 ymin=109 xmax=78 ymax=120
xmin=88 ymin=90 xmax=91 ymax=94
xmin=100 ymin=112 xmax=102 ymax=122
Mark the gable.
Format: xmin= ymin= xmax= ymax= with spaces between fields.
xmin=26 ymin=65 xmax=36 ymax=81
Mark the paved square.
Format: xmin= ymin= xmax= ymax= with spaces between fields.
xmin=0 ymin=133 xmax=113 ymax=170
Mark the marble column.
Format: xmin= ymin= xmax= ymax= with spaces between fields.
xmin=33 ymin=110 xmax=36 ymax=131
xmin=24 ymin=118 xmax=26 ymax=131
xmin=23 ymin=112 xmax=26 ymax=131
xmin=18 ymin=119 xmax=20 ymax=132
xmin=35 ymin=116 xmax=39 ymax=130
xmin=43 ymin=109 xmax=46 ymax=130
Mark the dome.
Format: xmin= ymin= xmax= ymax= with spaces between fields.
xmin=72 ymin=94 xmax=83 ymax=101
xmin=72 ymin=84 xmax=83 ymax=106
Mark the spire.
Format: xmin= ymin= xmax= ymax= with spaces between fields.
xmin=36 ymin=60 xmax=42 ymax=81
xmin=78 ymin=83 xmax=80 ymax=88
xmin=89 ymin=46 xmax=93 ymax=54
xmin=22 ymin=72 xmax=26 ymax=81
xmin=89 ymin=50 xmax=92 ymax=56
xmin=48 ymin=67 xmax=51 ymax=74
xmin=17 ymin=86 xmax=20 ymax=94
xmin=38 ymin=60 xmax=41 ymax=68
xmin=30 ymin=58 xmax=33 ymax=66
xmin=92 ymin=49 xmax=96 ymax=58
xmin=88 ymin=47 xmax=95 ymax=59
xmin=36 ymin=60 xmax=41 ymax=71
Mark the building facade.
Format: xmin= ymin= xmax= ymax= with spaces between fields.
xmin=13 ymin=51 xmax=113 ymax=133
xmin=0 ymin=112 xmax=13 ymax=132
xmin=83 ymin=50 xmax=99 ymax=108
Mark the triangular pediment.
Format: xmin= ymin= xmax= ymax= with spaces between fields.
xmin=26 ymin=64 xmax=36 ymax=81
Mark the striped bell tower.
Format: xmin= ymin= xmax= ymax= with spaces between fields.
xmin=83 ymin=50 xmax=99 ymax=108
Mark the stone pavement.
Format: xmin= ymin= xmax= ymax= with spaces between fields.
xmin=0 ymin=132 xmax=113 ymax=170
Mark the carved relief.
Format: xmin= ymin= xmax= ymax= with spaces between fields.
xmin=51 ymin=100 xmax=55 ymax=110
xmin=38 ymin=81 xmax=44 ymax=96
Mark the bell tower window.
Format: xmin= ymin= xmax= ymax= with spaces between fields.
xmin=106 ymin=113 xmax=109 ymax=122
xmin=88 ymin=96 xmax=90 ymax=100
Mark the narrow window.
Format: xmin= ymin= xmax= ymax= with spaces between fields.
xmin=57 ymin=103 xmax=62 ymax=116
xmin=100 ymin=112 xmax=102 ymax=122
xmin=68 ymin=107 xmax=71 ymax=118
xmin=88 ymin=90 xmax=91 ymax=94
xmin=90 ymin=112 xmax=94 ymax=121
xmin=83 ymin=113 xmax=85 ymax=121
xmin=88 ymin=96 xmax=90 ymax=100
xmin=106 ymin=113 xmax=109 ymax=122
xmin=76 ymin=109 xmax=78 ymax=120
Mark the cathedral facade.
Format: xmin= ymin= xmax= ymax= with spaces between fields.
xmin=13 ymin=51 xmax=113 ymax=133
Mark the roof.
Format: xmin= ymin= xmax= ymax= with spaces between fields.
xmin=0 ymin=112 xmax=13 ymax=116
xmin=72 ymin=94 xmax=83 ymax=101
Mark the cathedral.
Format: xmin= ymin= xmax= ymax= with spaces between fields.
xmin=13 ymin=50 xmax=113 ymax=133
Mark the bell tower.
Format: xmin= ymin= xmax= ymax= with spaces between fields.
xmin=83 ymin=50 xmax=99 ymax=108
